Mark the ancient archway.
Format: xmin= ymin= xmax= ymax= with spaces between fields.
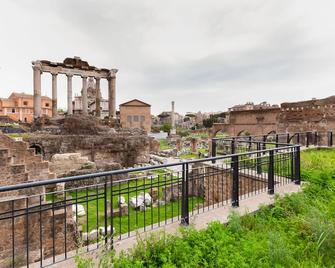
xmin=237 ymin=130 xmax=251 ymax=137
xmin=29 ymin=144 xmax=44 ymax=155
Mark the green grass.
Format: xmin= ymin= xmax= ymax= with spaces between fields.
xmin=179 ymin=153 xmax=198 ymax=159
xmin=76 ymin=148 xmax=335 ymax=267
xmin=5 ymin=133 xmax=30 ymax=139
xmin=159 ymin=139 xmax=172 ymax=150
xmin=55 ymin=169 xmax=203 ymax=235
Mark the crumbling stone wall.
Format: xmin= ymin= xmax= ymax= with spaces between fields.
xmin=0 ymin=134 xmax=76 ymax=267
xmin=211 ymin=96 xmax=335 ymax=139
xmin=28 ymin=115 xmax=151 ymax=168
xmin=162 ymin=163 xmax=267 ymax=207
xmin=201 ymin=166 xmax=267 ymax=206
xmin=25 ymin=132 xmax=150 ymax=168
xmin=278 ymin=96 xmax=335 ymax=134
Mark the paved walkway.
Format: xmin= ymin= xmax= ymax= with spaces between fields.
xmin=35 ymin=182 xmax=300 ymax=268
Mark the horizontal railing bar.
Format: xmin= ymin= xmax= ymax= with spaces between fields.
xmin=0 ymin=145 xmax=299 ymax=193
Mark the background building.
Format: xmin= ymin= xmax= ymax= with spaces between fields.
xmin=119 ymin=99 xmax=151 ymax=132
xmin=0 ymin=92 xmax=52 ymax=123
xmin=228 ymin=101 xmax=279 ymax=111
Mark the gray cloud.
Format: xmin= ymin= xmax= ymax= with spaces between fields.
xmin=1 ymin=0 xmax=335 ymax=114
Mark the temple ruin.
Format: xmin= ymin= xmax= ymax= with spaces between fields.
xmin=32 ymin=56 xmax=118 ymax=119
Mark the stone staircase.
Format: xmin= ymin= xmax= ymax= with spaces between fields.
xmin=0 ymin=134 xmax=75 ymax=268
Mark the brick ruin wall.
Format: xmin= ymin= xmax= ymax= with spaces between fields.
xmin=278 ymin=96 xmax=335 ymax=133
xmin=211 ymin=96 xmax=335 ymax=138
xmin=162 ymin=164 xmax=267 ymax=207
xmin=25 ymin=133 xmax=151 ymax=168
xmin=0 ymin=134 xmax=76 ymax=267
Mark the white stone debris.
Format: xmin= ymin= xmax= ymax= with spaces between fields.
xmin=130 ymin=195 xmax=144 ymax=208
xmin=130 ymin=192 xmax=152 ymax=208
xmin=72 ymin=204 xmax=86 ymax=217
xmin=118 ymin=195 xmax=126 ymax=205
xmin=89 ymin=229 xmax=99 ymax=241
xmin=144 ymin=193 xmax=152 ymax=206
xmin=98 ymin=225 xmax=115 ymax=236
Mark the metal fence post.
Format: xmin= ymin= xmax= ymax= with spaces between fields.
xmin=306 ymin=132 xmax=310 ymax=147
xmin=275 ymin=134 xmax=279 ymax=148
xmin=297 ymin=133 xmax=300 ymax=145
xmin=232 ymin=155 xmax=239 ymax=207
xmin=256 ymin=142 xmax=262 ymax=174
xmin=286 ymin=133 xmax=290 ymax=144
xmin=329 ymin=131 xmax=333 ymax=147
xmin=181 ymin=163 xmax=189 ymax=225
xmin=294 ymin=147 xmax=301 ymax=185
xmin=262 ymin=135 xmax=267 ymax=155
xmin=211 ymin=139 xmax=216 ymax=164
xmin=290 ymin=148 xmax=295 ymax=181
xmin=231 ymin=138 xmax=236 ymax=154
xmin=230 ymin=138 xmax=236 ymax=169
xmin=104 ymin=181 xmax=108 ymax=245
xmin=268 ymin=150 xmax=274 ymax=194
xmin=248 ymin=136 xmax=252 ymax=151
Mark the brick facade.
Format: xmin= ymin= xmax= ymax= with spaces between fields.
xmin=119 ymin=99 xmax=151 ymax=133
xmin=0 ymin=93 xmax=52 ymax=123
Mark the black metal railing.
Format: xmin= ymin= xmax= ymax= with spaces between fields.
xmin=211 ymin=130 xmax=333 ymax=157
xmin=0 ymin=141 xmax=300 ymax=267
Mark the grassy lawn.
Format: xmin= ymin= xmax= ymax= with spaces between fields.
xmin=159 ymin=139 xmax=172 ymax=150
xmin=5 ymin=133 xmax=31 ymax=139
xmin=77 ymin=148 xmax=335 ymax=267
xmin=54 ymin=169 xmax=204 ymax=236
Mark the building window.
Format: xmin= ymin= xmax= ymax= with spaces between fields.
xmin=23 ymin=101 xmax=28 ymax=106
xmin=133 ymin=115 xmax=139 ymax=122
xmin=12 ymin=108 xmax=15 ymax=113
xmin=140 ymin=115 xmax=145 ymax=122
xmin=127 ymin=115 xmax=132 ymax=122
xmin=46 ymin=103 xmax=50 ymax=107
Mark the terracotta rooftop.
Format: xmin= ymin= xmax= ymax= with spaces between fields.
xmin=120 ymin=99 xmax=151 ymax=107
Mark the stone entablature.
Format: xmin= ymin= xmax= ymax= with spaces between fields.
xmin=32 ymin=56 xmax=118 ymax=119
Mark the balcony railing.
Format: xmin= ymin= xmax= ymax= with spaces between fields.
xmin=0 ymin=140 xmax=300 ymax=267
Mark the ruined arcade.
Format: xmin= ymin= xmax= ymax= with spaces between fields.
xmin=32 ymin=57 xmax=118 ymax=118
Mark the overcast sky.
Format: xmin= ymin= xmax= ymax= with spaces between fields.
xmin=0 ymin=0 xmax=335 ymax=115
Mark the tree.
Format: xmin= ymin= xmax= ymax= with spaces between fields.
xmin=161 ymin=123 xmax=172 ymax=133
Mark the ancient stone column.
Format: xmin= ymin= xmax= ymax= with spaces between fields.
xmin=51 ymin=73 xmax=58 ymax=117
xmin=32 ymin=61 xmax=42 ymax=119
xmin=81 ymin=76 xmax=88 ymax=115
xmin=108 ymin=69 xmax=118 ymax=118
xmin=171 ymin=101 xmax=176 ymax=135
xmin=67 ymin=74 xmax=73 ymax=115
xmin=95 ymin=77 xmax=101 ymax=118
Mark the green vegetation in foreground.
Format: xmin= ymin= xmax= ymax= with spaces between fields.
xmin=76 ymin=149 xmax=335 ymax=267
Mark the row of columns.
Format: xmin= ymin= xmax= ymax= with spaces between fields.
xmin=32 ymin=61 xmax=117 ymax=119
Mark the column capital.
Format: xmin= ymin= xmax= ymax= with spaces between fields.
xmin=81 ymin=75 xmax=88 ymax=79
xmin=95 ymin=77 xmax=101 ymax=82
xmin=32 ymin=61 xmax=42 ymax=72
xmin=108 ymin=69 xmax=118 ymax=79
xmin=66 ymin=73 xmax=73 ymax=78
xmin=51 ymin=72 xmax=58 ymax=77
